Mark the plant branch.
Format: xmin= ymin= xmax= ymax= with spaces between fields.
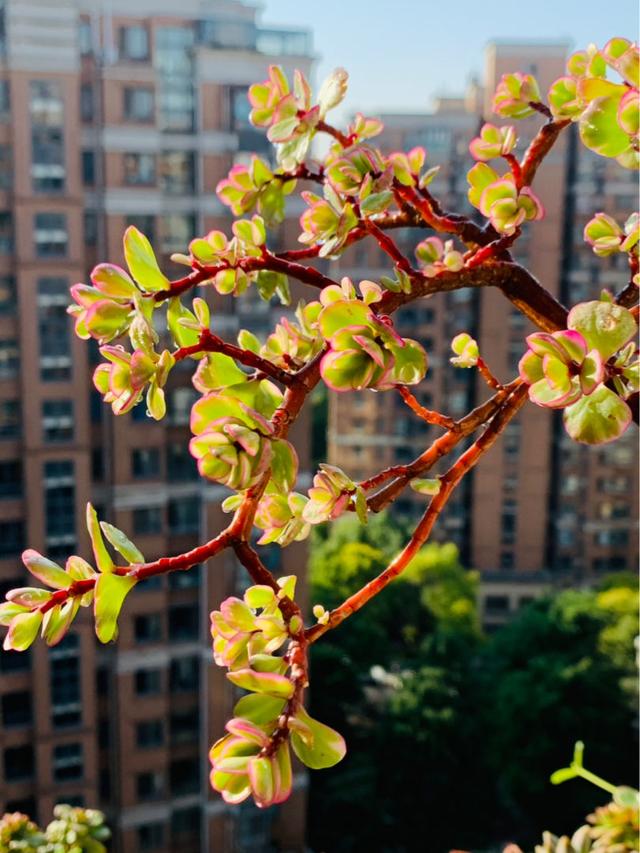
xmin=379 ymin=261 xmax=568 ymax=333
xmin=367 ymin=380 xmax=521 ymax=512
xmin=306 ymin=383 xmax=528 ymax=642
xmin=395 ymin=385 xmax=458 ymax=429
xmin=174 ymin=329 xmax=296 ymax=386
xmin=519 ymin=117 xmax=570 ymax=187
xmin=394 ymin=184 xmax=487 ymax=246
xmin=316 ymin=119 xmax=352 ymax=147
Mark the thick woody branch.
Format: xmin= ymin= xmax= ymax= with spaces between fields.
xmin=379 ymin=261 xmax=568 ymax=332
xmin=306 ymin=383 xmax=528 ymax=642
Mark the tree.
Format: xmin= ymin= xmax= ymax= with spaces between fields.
xmin=306 ymin=517 xmax=638 ymax=851
xmin=0 ymin=38 xmax=637 ymax=812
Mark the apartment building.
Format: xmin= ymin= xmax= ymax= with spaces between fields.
xmin=0 ymin=2 xmax=312 ymax=851
xmin=328 ymin=41 xmax=639 ymax=625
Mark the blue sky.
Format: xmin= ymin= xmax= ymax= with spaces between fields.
xmin=259 ymin=0 xmax=638 ymax=116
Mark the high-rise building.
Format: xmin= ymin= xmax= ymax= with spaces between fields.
xmin=0 ymin=2 xmax=312 ymax=851
xmin=328 ymin=41 xmax=638 ymax=628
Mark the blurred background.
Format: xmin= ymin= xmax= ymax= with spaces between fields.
xmin=0 ymin=1 xmax=637 ymax=851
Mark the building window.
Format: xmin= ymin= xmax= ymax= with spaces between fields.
xmin=500 ymin=551 xmax=514 ymax=570
xmin=81 ymin=150 xmax=95 ymax=186
xmin=44 ymin=460 xmax=75 ymax=550
xmin=80 ymin=84 xmax=94 ymax=122
xmin=166 ymin=443 xmax=198 ymax=482
xmin=171 ymin=807 xmax=200 ymax=838
xmin=136 ymin=720 xmax=164 ymax=749
xmin=170 ymin=758 xmax=199 ymax=796
xmin=133 ymin=506 xmax=163 ymax=535
xmin=0 ymin=81 xmax=10 ymax=119
xmin=501 ymin=512 xmax=516 ymax=545
xmin=0 ymin=339 xmax=19 ymax=378
xmin=229 ymin=86 xmax=251 ymax=130
xmin=1 ymin=691 xmax=32 ymax=727
xmin=0 ymin=144 xmax=12 ymax=188
xmin=168 ymin=496 xmax=199 ymax=534
xmin=0 ymin=459 xmax=21 ymax=498
xmin=42 ymin=399 xmax=74 ymax=442
xmin=159 ymin=151 xmax=195 ymax=194
xmin=134 ymin=668 xmax=162 ymax=696
xmin=169 ymin=656 xmax=199 ymax=692
xmin=0 ymin=400 xmax=20 ymax=438
xmin=0 ymin=520 xmax=24 ymax=556
xmin=132 ymin=447 xmax=161 ymax=479
xmin=168 ymin=605 xmax=199 ymax=642
xmin=0 ymin=275 xmax=16 ymax=314
xmin=79 ymin=19 xmax=93 ymax=55
xmin=167 ymin=387 xmax=197 ymax=425
xmin=38 ymin=277 xmax=72 ymax=381
xmin=593 ymin=529 xmax=629 ymax=547
xmin=123 ymin=152 xmax=156 ymax=186
xmin=84 ymin=211 xmax=97 ymax=247
xmin=0 ymin=211 xmax=13 ymax=252
xmin=137 ymin=771 xmax=163 ymax=801
xmin=52 ymin=742 xmax=83 ymax=782
xmin=168 ymin=564 xmax=200 ymax=590
xmin=50 ymin=634 xmax=81 ymax=728
xmin=134 ymin=613 xmax=163 ymax=644
xmin=4 ymin=745 xmax=34 ymax=782
xmin=30 ymin=81 xmax=65 ymax=193
xmin=124 ymin=87 xmax=154 ymax=122
xmin=169 ymin=707 xmax=199 ymax=745
xmin=119 ymin=25 xmax=150 ymax=61
xmin=485 ymin=595 xmax=510 ymax=614
xmin=34 ymin=213 xmax=68 ymax=257
xmin=137 ymin=823 xmax=164 ymax=851
xmin=0 ymin=647 xmax=30 ymax=673
xmin=159 ymin=214 xmax=196 ymax=253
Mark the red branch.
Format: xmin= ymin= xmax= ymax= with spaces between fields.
xmin=520 ymin=118 xmax=570 ymax=187
xmin=306 ymin=384 xmax=528 ymax=642
xmin=174 ymin=329 xmax=295 ymax=387
xmin=394 ymin=184 xmax=488 ymax=246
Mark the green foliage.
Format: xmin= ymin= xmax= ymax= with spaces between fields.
xmin=0 ymin=805 xmax=109 ymax=853
xmin=307 ymin=515 xmax=638 ymax=851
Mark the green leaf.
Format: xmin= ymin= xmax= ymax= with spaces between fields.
xmin=123 ymin=226 xmax=169 ymax=292
xmin=3 ymin=610 xmax=43 ymax=651
xmin=226 ymin=668 xmax=295 ymax=698
xmin=233 ymin=693 xmax=286 ymax=724
xmin=42 ymin=599 xmax=80 ymax=646
xmin=6 ymin=587 xmax=53 ymax=607
xmin=410 ymin=478 xmax=442 ymax=496
xmin=270 ymin=440 xmax=298 ymax=492
xmin=167 ymin=298 xmax=199 ymax=348
xmin=354 ymin=487 xmax=368 ymax=525
xmin=563 ymin=386 xmax=631 ymax=445
xmin=196 ymin=353 xmax=248 ymax=390
xmin=318 ymin=301 xmax=373 ymax=338
xmin=568 ymin=301 xmax=637 ymax=359
xmin=290 ymin=706 xmax=346 ymax=769
xmin=391 ymin=339 xmax=428 ymax=385
xmin=100 ymin=522 xmax=144 ymax=564
xmin=86 ymin=504 xmax=114 ymax=573
xmin=579 ymin=92 xmax=630 ymax=158
xmin=94 ymin=572 xmax=137 ymax=643
xmin=22 ymin=550 xmax=70 ymax=590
